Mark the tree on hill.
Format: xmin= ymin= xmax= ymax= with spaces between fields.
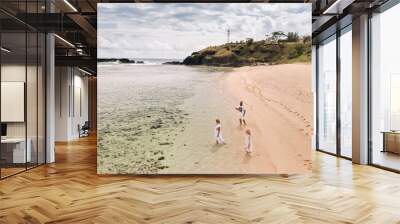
xmin=266 ymin=31 xmax=287 ymax=44
xmin=303 ymin=35 xmax=311 ymax=43
xmin=272 ymin=31 xmax=286 ymax=42
xmin=246 ymin=38 xmax=254 ymax=45
xmin=286 ymin=32 xmax=300 ymax=42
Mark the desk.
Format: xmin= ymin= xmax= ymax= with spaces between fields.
xmin=382 ymin=131 xmax=400 ymax=154
xmin=1 ymin=138 xmax=31 ymax=163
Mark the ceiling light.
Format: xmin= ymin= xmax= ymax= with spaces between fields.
xmin=76 ymin=48 xmax=84 ymax=55
xmin=323 ymin=0 xmax=355 ymax=15
xmin=63 ymin=0 xmax=78 ymax=12
xmin=1 ymin=47 xmax=11 ymax=53
xmin=54 ymin=34 xmax=75 ymax=48
xmin=78 ymin=67 xmax=93 ymax=76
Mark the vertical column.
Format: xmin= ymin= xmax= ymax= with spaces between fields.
xmin=54 ymin=67 xmax=73 ymax=141
xmin=46 ymin=0 xmax=55 ymax=163
xmin=312 ymin=45 xmax=317 ymax=150
xmin=46 ymin=33 xmax=55 ymax=163
xmin=352 ymin=14 xmax=369 ymax=164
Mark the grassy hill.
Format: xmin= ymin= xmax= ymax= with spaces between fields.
xmin=182 ymin=39 xmax=311 ymax=67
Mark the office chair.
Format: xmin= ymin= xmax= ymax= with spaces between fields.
xmin=79 ymin=121 xmax=90 ymax=138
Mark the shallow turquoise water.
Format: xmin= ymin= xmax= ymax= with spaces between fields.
xmin=97 ymin=64 xmax=230 ymax=174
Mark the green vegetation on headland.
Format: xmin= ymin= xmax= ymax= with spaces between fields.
xmin=179 ymin=32 xmax=311 ymax=67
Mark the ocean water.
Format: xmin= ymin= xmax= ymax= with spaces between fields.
xmin=97 ymin=63 xmax=232 ymax=174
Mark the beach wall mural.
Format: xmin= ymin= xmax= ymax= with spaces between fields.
xmin=97 ymin=3 xmax=313 ymax=174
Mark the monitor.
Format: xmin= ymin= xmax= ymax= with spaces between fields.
xmin=1 ymin=123 xmax=7 ymax=137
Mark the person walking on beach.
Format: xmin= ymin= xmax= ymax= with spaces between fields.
xmin=215 ymin=119 xmax=225 ymax=144
xmin=235 ymin=101 xmax=247 ymax=126
xmin=244 ymin=129 xmax=252 ymax=153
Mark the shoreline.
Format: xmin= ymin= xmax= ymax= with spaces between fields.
xmin=97 ymin=63 xmax=313 ymax=174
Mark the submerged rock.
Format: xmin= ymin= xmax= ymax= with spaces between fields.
xmin=119 ymin=58 xmax=135 ymax=63
xmin=150 ymin=124 xmax=162 ymax=129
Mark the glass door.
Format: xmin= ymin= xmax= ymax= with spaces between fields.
xmin=370 ymin=3 xmax=400 ymax=171
xmin=339 ymin=25 xmax=352 ymax=158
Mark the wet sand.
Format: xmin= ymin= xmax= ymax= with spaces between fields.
xmin=163 ymin=63 xmax=313 ymax=174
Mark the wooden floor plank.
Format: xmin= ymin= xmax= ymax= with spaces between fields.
xmin=0 ymin=135 xmax=400 ymax=223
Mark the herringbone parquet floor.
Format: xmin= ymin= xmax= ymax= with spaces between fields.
xmin=1 ymin=135 xmax=400 ymax=224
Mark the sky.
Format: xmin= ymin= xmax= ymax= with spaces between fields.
xmin=98 ymin=3 xmax=311 ymax=60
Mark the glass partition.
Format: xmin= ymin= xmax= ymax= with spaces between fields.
xmin=0 ymin=2 xmax=46 ymax=179
xmin=1 ymin=31 xmax=28 ymax=177
xmin=370 ymin=3 xmax=400 ymax=171
xmin=317 ymin=35 xmax=337 ymax=154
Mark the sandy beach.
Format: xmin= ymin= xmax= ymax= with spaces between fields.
xmin=162 ymin=63 xmax=312 ymax=174
xmin=98 ymin=63 xmax=312 ymax=174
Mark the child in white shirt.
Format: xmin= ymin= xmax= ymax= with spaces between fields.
xmin=244 ymin=129 xmax=252 ymax=153
xmin=215 ymin=119 xmax=225 ymax=144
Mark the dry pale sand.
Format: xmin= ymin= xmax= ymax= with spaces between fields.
xmin=162 ymin=63 xmax=313 ymax=174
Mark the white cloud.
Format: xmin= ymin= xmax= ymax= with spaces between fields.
xmin=98 ymin=3 xmax=311 ymax=59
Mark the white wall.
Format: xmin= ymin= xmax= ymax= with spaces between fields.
xmin=1 ymin=63 xmax=46 ymax=164
xmin=1 ymin=64 xmax=37 ymax=138
xmin=55 ymin=66 xmax=70 ymax=141
xmin=1 ymin=65 xmax=26 ymax=137
xmin=55 ymin=67 xmax=89 ymax=141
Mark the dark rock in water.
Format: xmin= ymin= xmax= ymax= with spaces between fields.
xmin=158 ymin=156 xmax=165 ymax=160
xmin=158 ymin=165 xmax=169 ymax=169
xmin=136 ymin=61 xmax=144 ymax=64
xmin=159 ymin=142 xmax=172 ymax=145
xmin=119 ymin=58 xmax=135 ymax=63
xmin=98 ymin=58 xmax=118 ymax=62
xmin=163 ymin=61 xmax=183 ymax=65
xmin=150 ymin=124 xmax=162 ymax=129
